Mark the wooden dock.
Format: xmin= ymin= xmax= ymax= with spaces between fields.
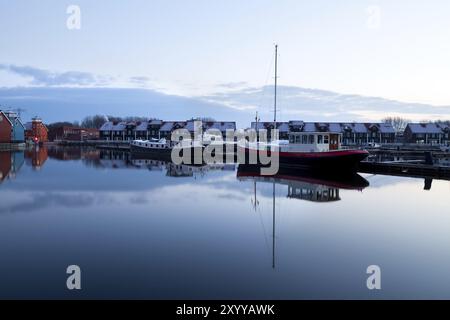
xmin=358 ymin=161 xmax=450 ymax=180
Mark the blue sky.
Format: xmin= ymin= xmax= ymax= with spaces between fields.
xmin=0 ymin=0 xmax=450 ymax=124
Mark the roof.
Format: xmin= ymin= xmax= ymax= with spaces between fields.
xmin=251 ymin=122 xmax=289 ymax=132
xmin=160 ymin=121 xmax=187 ymax=132
xmin=407 ymin=123 xmax=445 ymax=134
xmin=250 ymin=121 xmax=395 ymax=134
xmin=99 ymin=121 xmax=127 ymax=131
xmin=135 ymin=122 xmax=148 ymax=131
xmin=378 ymin=123 xmax=396 ymax=133
xmin=0 ymin=111 xmax=13 ymax=126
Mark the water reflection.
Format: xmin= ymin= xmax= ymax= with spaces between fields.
xmin=0 ymin=146 xmax=450 ymax=299
xmin=237 ymin=165 xmax=369 ymax=203
xmin=0 ymin=146 xmax=445 ymax=193
xmin=0 ymin=151 xmax=24 ymax=182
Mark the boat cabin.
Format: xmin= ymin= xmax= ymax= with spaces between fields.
xmin=287 ymin=132 xmax=342 ymax=152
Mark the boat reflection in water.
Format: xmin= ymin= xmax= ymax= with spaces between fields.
xmin=237 ymin=164 xmax=369 ymax=203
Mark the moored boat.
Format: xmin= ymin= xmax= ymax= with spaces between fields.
xmin=241 ymin=44 xmax=369 ymax=171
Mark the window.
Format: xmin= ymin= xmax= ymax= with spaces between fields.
xmin=302 ymin=135 xmax=308 ymax=144
xmin=318 ymin=135 xmax=323 ymax=144
xmin=295 ymin=135 xmax=300 ymax=143
xmin=289 ymin=135 xmax=294 ymax=143
xmin=309 ymin=135 xmax=315 ymax=144
xmin=324 ymin=135 xmax=329 ymax=144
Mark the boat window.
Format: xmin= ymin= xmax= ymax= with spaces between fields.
xmin=324 ymin=135 xmax=329 ymax=144
xmin=302 ymin=135 xmax=308 ymax=144
xmin=309 ymin=135 xmax=314 ymax=144
xmin=289 ymin=135 xmax=294 ymax=143
xmin=295 ymin=135 xmax=300 ymax=143
xmin=318 ymin=135 xmax=323 ymax=144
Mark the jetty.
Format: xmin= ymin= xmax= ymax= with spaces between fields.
xmin=358 ymin=161 xmax=450 ymax=180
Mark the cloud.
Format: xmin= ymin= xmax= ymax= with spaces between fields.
xmin=215 ymin=81 xmax=248 ymax=89
xmin=202 ymin=85 xmax=450 ymax=122
xmin=0 ymin=64 xmax=113 ymax=87
xmin=129 ymin=76 xmax=152 ymax=87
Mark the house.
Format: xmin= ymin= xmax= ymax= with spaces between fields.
xmin=185 ymin=120 xmax=237 ymax=139
xmin=341 ymin=123 xmax=396 ymax=145
xmin=25 ymin=117 xmax=48 ymax=143
xmin=250 ymin=121 xmax=396 ymax=145
xmin=159 ymin=121 xmax=187 ymax=139
xmin=99 ymin=121 xmax=127 ymax=141
xmin=0 ymin=110 xmax=25 ymax=143
xmin=404 ymin=123 xmax=450 ymax=145
xmin=251 ymin=121 xmax=290 ymax=140
xmin=48 ymin=126 xmax=100 ymax=141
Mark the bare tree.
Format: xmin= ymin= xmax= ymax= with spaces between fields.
xmin=81 ymin=115 xmax=108 ymax=128
xmin=382 ymin=116 xmax=410 ymax=133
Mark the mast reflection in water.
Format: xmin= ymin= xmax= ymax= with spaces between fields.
xmin=237 ymin=164 xmax=369 ymax=269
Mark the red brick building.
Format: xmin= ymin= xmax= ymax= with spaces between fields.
xmin=25 ymin=117 xmax=48 ymax=143
xmin=48 ymin=126 xmax=100 ymax=141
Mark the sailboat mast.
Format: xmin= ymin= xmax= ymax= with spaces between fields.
xmin=274 ymin=44 xmax=278 ymax=124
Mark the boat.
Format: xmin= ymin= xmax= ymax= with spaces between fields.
xmin=239 ymin=45 xmax=369 ymax=171
xmin=130 ymin=138 xmax=204 ymax=163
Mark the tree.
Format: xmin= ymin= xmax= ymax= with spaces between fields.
xmin=81 ymin=115 xmax=108 ymax=129
xmin=382 ymin=116 xmax=410 ymax=133
xmin=47 ymin=121 xmax=79 ymax=130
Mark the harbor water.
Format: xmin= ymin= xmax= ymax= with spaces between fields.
xmin=0 ymin=147 xmax=449 ymax=299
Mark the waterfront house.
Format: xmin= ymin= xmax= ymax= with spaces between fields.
xmin=250 ymin=121 xmax=396 ymax=145
xmin=99 ymin=121 xmax=127 ymax=140
xmin=185 ymin=120 xmax=237 ymax=139
xmin=0 ymin=111 xmax=25 ymax=143
xmin=251 ymin=121 xmax=290 ymax=140
xmin=159 ymin=121 xmax=188 ymax=139
xmin=25 ymin=117 xmax=48 ymax=143
xmin=404 ymin=123 xmax=450 ymax=145
xmin=0 ymin=111 xmax=13 ymax=143
xmin=100 ymin=120 xmax=164 ymax=141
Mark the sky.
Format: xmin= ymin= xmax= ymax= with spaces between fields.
xmin=0 ymin=0 xmax=450 ymax=124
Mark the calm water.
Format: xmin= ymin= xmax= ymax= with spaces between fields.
xmin=0 ymin=147 xmax=449 ymax=299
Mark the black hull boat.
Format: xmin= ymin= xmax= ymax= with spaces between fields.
xmin=237 ymin=164 xmax=370 ymax=191
xmin=241 ymin=147 xmax=369 ymax=172
xmin=130 ymin=143 xmax=173 ymax=161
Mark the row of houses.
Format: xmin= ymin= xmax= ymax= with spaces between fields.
xmin=404 ymin=122 xmax=450 ymax=145
xmin=99 ymin=119 xmax=237 ymax=141
xmin=0 ymin=112 xmax=50 ymax=144
xmin=252 ymin=121 xmax=450 ymax=145
xmin=251 ymin=121 xmax=397 ymax=145
xmin=1 ymin=110 xmax=449 ymax=146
